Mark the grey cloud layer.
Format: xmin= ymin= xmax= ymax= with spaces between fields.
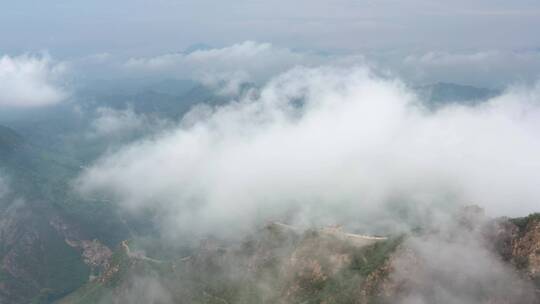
xmin=76 ymin=66 xmax=540 ymax=238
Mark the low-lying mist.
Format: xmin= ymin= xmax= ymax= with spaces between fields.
xmin=75 ymin=65 xmax=540 ymax=241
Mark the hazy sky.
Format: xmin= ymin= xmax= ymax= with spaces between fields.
xmin=2 ymin=0 xmax=540 ymax=57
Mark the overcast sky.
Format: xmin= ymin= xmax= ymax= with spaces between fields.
xmin=2 ymin=0 xmax=540 ymax=57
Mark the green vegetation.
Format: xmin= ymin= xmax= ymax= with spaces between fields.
xmin=59 ymin=226 xmax=404 ymax=304
xmin=0 ymin=125 xmax=23 ymax=154
xmin=510 ymin=213 xmax=540 ymax=233
xmin=0 ymin=125 xmax=125 ymax=303
xmin=294 ymin=236 xmax=404 ymax=304
xmin=350 ymin=236 xmax=404 ymax=277
xmin=54 ymin=281 xmax=110 ymax=304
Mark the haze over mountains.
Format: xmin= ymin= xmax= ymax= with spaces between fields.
xmin=0 ymin=60 xmax=539 ymax=302
xmin=2 ymin=1 xmax=540 ymax=303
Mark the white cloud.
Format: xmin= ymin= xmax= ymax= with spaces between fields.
xmin=391 ymin=222 xmax=537 ymax=303
xmin=87 ymin=107 xmax=172 ymax=143
xmin=126 ymin=41 xmax=313 ymax=72
xmin=76 ymin=66 xmax=540 ymax=239
xmin=89 ymin=107 xmax=148 ymax=138
xmin=0 ymin=54 xmax=69 ymax=108
xmin=122 ymin=43 xmax=540 ymax=89
xmin=125 ymin=41 xmax=327 ymax=94
xmin=405 ymin=51 xmax=500 ymax=66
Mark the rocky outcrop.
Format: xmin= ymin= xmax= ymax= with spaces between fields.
xmin=59 ymin=223 xmax=395 ymax=304
xmin=58 ymin=216 xmax=540 ymax=304
xmin=511 ymin=218 xmax=540 ymax=277
xmin=50 ymin=216 xmax=112 ymax=280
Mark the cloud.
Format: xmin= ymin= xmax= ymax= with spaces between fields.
xmin=398 ymin=50 xmax=540 ymax=86
xmin=125 ymin=41 xmax=327 ymax=94
xmin=87 ymin=107 xmax=168 ymax=139
xmin=122 ymin=44 xmax=540 ymax=89
xmin=0 ymin=54 xmax=69 ymax=108
xmin=76 ymin=66 xmax=540 ymax=239
xmin=388 ymin=213 xmax=538 ymax=303
xmin=61 ymin=40 xmax=540 ymax=91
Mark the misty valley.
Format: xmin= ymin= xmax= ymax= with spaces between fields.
xmin=0 ymin=74 xmax=539 ymax=303
xmin=2 ymin=2 xmax=540 ymax=303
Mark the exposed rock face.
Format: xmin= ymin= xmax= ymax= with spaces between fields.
xmin=485 ymin=215 xmax=540 ymax=294
xmin=512 ymin=219 xmax=540 ymax=277
xmin=75 ymin=240 xmax=112 ymax=278
xmin=506 ymin=216 xmax=540 ymax=301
